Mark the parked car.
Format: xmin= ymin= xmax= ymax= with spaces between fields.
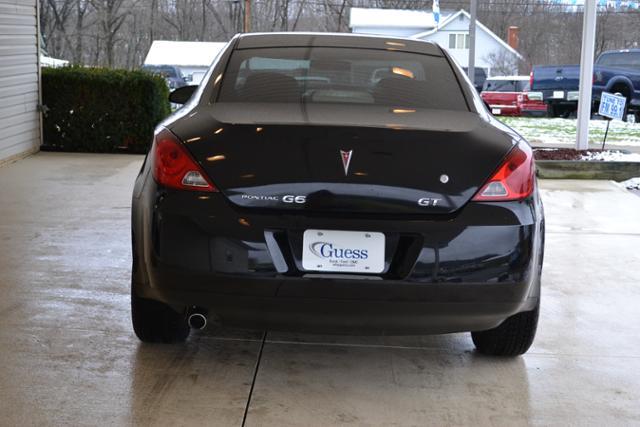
xmin=480 ymin=76 xmax=530 ymax=116
xmin=463 ymin=66 xmax=488 ymax=92
xmin=131 ymin=33 xmax=545 ymax=356
xmin=141 ymin=64 xmax=187 ymax=91
xmin=531 ymin=49 xmax=640 ymax=120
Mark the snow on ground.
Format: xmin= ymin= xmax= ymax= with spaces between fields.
xmin=500 ymin=117 xmax=640 ymax=147
xmin=581 ymin=151 xmax=640 ymax=162
xmin=620 ymin=177 xmax=640 ymax=190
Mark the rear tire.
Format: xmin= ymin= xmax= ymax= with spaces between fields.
xmin=471 ymin=303 xmax=539 ymax=356
xmin=131 ymin=291 xmax=190 ymax=343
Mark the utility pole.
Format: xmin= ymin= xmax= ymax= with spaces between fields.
xmin=575 ymin=1 xmax=597 ymax=150
xmin=244 ymin=0 xmax=251 ymax=33
xmin=468 ymin=0 xmax=477 ymax=86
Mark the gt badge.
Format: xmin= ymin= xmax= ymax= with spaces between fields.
xmin=418 ymin=197 xmax=441 ymax=207
xmin=340 ymin=149 xmax=353 ymax=176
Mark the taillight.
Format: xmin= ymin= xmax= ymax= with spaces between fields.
xmin=151 ymin=128 xmax=218 ymax=192
xmin=529 ymin=71 xmax=534 ymax=90
xmin=472 ymin=142 xmax=534 ymax=201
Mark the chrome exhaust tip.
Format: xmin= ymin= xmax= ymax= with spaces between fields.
xmin=187 ymin=312 xmax=207 ymax=330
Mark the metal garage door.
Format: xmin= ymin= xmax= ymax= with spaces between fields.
xmin=0 ymin=0 xmax=40 ymax=164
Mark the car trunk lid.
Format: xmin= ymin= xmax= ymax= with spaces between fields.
xmin=170 ymin=103 xmax=516 ymax=215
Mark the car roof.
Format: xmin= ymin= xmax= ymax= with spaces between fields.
xmin=235 ymin=32 xmax=443 ymax=56
xmin=486 ymin=75 xmax=529 ymax=81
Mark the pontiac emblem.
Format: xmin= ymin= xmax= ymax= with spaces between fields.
xmin=340 ymin=149 xmax=353 ymax=176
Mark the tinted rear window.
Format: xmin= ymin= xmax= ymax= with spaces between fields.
xmin=483 ymin=80 xmax=517 ymax=92
xmin=597 ymin=52 xmax=640 ymax=69
xmin=216 ymin=47 xmax=468 ymax=111
xmin=143 ymin=66 xmax=179 ymax=78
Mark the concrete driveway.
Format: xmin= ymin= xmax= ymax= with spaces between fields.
xmin=1 ymin=153 xmax=639 ymax=426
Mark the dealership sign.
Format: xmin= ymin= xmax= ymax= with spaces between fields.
xmin=599 ymin=92 xmax=627 ymax=121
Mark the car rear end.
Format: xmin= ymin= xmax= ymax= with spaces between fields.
xmin=530 ymin=65 xmax=580 ymax=117
xmin=517 ymin=91 xmax=547 ymax=117
xmin=517 ymin=80 xmax=547 ymax=117
xmin=131 ymin=34 xmax=544 ymax=352
xmin=480 ymin=77 xmax=529 ymax=116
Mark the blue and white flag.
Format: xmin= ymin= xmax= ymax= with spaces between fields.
xmin=433 ymin=0 xmax=440 ymax=26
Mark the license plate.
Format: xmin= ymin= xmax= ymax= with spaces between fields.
xmin=302 ymin=229 xmax=385 ymax=273
xmin=491 ymin=108 xmax=501 ymax=115
xmin=552 ymin=91 xmax=565 ymax=99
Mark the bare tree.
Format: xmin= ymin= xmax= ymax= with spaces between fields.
xmin=484 ymin=50 xmax=519 ymax=76
xmin=40 ymin=0 xmax=75 ymax=58
xmin=71 ymin=0 xmax=92 ymax=64
xmin=89 ymin=0 xmax=130 ymax=67
xmin=37 ymin=0 xmax=640 ymax=71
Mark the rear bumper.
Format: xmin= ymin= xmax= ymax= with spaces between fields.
xmin=545 ymin=99 xmax=578 ymax=107
xmin=487 ymin=104 xmax=520 ymax=116
xmin=138 ymin=266 xmax=540 ymax=334
xmin=520 ymin=107 xmax=547 ymax=117
xmin=132 ymin=173 xmax=544 ymax=334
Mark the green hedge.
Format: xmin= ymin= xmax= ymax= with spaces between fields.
xmin=42 ymin=66 xmax=171 ymax=153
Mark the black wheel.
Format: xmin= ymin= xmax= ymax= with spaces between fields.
xmin=471 ymin=303 xmax=539 ymax=356
xmin=131 ymin=291 xmax=190 ymax=343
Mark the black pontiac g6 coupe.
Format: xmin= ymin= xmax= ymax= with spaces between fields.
xmin=131 ymin=33 xmax=544 ymax=356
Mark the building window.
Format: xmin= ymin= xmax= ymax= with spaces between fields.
xmin=448 ymin=33 xmax=470 ymax=49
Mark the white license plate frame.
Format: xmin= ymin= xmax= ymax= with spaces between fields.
xmin=302 ymin=229 xmax=385 ymax=274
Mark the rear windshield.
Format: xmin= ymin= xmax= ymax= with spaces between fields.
xmin=482 ymin=79 xmax=528 ymax=92
xmin=597 ymin=52 xmax=640 ymax=70
xmin=216 ymin=47 xmax=468 ymax=111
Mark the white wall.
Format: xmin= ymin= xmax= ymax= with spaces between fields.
xmin=0 ymin=0 xmax=41 ymax=163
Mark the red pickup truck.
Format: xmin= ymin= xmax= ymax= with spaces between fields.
xmin=481 ymin=76 xmax=546 ymax=117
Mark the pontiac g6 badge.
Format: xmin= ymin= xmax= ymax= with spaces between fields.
xmin=340 ymin=149 xmax=353 ymax=176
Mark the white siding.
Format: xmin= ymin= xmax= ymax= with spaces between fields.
xmin=418 ymin=14 xmax=518 ymax=76
xmin=0 ymin=0 xmax=40 ymax=163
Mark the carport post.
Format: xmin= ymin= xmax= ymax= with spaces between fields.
xmin=575 ymin=0 xmax=597 ymax=150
